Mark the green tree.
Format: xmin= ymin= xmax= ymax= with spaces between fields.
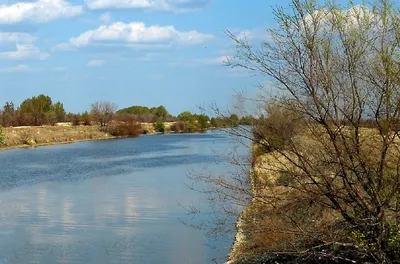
xmin=45 ymin=111 xmax=57 ymax=126
xmin=178 ymin=111 xmax=194 ymax=122
xmin=239 ymin=115 xmax=255 ymax=125
xmin=197 ymin=114 xmax=210 ymax=130
xmin=19 ymin=94 xmax=53 ymax=125
xmin=210 ymin=117 xmax=218 ymax=127
xmin=153 ymin=105 xmax=169 ymax=120
xmin=153 ymin=120 xmax=165 ymax=133
xmin=229 ymin=114 xmax=239 ymax=127
xmin=52 ymin=101 xmax=65 ymax=122
xmin=2 ymin=102 xmax=15 ymax=127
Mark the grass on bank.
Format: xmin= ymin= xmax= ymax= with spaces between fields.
xmin=1 ymin=125 xmax=113 ymax=149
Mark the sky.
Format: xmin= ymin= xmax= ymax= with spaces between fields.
xmin=0 ymin=0 xmax=351 ymax=115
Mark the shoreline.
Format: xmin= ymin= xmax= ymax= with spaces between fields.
xmin=226 ymin=169 xmax=256 ymax=264
xmin=0 ymin=137 xmax=116 ymax=151
xmin=0 ymin=125 xmax=216 ymax=152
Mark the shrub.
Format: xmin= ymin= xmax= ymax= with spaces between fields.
xmin=107 ymin=121 xmax=142 ymax=137
xmin=153 ymin=120 xmax=165 ymax=133
xmin=0 ymin=126 xmax=4 ymax=145
xmin=72 ymin=114 xmax=81 ymax=126
xmin=170 ymin=121 xmax=188 ymax=132
xmin=82 ymin=111 xmax=92 ymax=126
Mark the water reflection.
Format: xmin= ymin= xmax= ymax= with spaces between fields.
xmin=0 ymin=133 xmax=237 ymax=264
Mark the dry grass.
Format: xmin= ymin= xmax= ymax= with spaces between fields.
xmin=2 ymin=125 xmax=114 ymax=149
xmin=1 ymin=122 xmax=180 ymax=149
xmin=230 ymin=126 xmax=400 ymax=262
xmin=140 ymin=122 xmax=176 ymax=134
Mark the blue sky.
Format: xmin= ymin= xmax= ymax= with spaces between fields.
xmin=0 ymin=0 xmax=350 ymax=115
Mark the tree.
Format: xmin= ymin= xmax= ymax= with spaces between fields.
xmin=91 ymin=101 xmax=117 ymax=127
xmin=153 ymin=120 xmax=165 ymax=133
xmin=210 ymin=117 xmax=218 ymax=127
xmin=19 ymin=94 xmax=53 ymax=125
xmin=239 ymin=115 xmax=255 ymax=125
xmin=2 ymin=102 xmax=15 ymax=127
xmin=229 ymin=114 xmax=239 ymax=127
xmin=153 ymin=105 xmax=169 ymax=120
xmin=81 ymin=111 xmax=92 ymax=126
xmin=178 ymin=111 xmax=194 ymax=122
xmin=52 ymin=101 xmax=65 ymax=122
xmin=197 ymin=114 xmax=210 ymax=130
xmin=72 ymin=114 xmax=81 ymax=126
xmin=191 ymin=1 xmax=400 ymax=263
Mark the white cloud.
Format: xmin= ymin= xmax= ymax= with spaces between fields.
xmin=0 ymin=44 xmax=49 ymax=60
xmin=87 ymin=0 xmax=152 ymax=10
xmin=236 ymin=28 xmax=268 ymax=42
xmin=87 ymin=59 xmax=105 ymax=66
xmin=85 ymin=0 xmax=210 ymax=13
xmin=0 ymin=64 xmax=33 ymax=72
xmin=0 ymin=0 xmax=83 ymax=24
xmin=199 ymin=55 xmax=230 ymax=65
xmin=0 ymin=32 xmax=36 ymax=44
xmin=59 ymin=22 xmax=213 ymax=49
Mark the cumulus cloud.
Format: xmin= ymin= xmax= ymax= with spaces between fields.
xmin=0 ymin=44 xmax=49 ymax=60
xmin=59 ymin=22 xmax=213 ymax=49
xmin=0 ymin=0 xmax=83 ymax=24
xmin=0 ymin=64 xmax=33 ymax=72
xmin=0 ymin=32 xmax=36 ymax=44
xmin=85 ymin=0 xmax=210 ymax=13
xmin=87 ymin=60 xmax=105 ymax=67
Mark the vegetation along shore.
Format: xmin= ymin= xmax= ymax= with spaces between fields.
xmin=0 ymin=94 xmax=253 ymax=150
xmin=189 ymin=0 xmax=400 ymax=263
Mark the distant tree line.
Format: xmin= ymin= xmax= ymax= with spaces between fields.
xmin=0 ymin=95 xmax=66 ymax=127
xmin=0 ymin=95 xmax=254 ymax=136
xmin=117 ymin=105 xmax=171 ymax=122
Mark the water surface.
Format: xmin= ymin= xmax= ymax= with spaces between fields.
xmin=0 ymin=132 xmax=239 ymax=264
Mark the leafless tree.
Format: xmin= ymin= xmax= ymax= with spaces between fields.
xmin=91 ymin=101 xmax=117 ymax=128
xmin=190 ymin=1 xmax=400 ymax=263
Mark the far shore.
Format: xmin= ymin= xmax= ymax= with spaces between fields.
xmin=0 ymin=122 xmax=214 ymax=152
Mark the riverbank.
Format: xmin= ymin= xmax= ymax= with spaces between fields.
xmin=0 ymin=122 xmax=217 ymax=151
xmin=227 ymin=150 xmax=286 ymax=264
xmin=0 ymin=125 xmax=115 ymax=150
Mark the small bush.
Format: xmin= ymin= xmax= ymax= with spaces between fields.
xmin=72 ymin=114 xmax=81 ymax=126
xmin=0 ymin=126 xmax=4 ymax=145
xmin=82 ymin=112 xmax=92 ymax=126
xmin=170 ymin=121 xmax=187 ymax=132
xmin=153 ymin=121 xmax=165 ymax=133
xmin=251 ymin=144 xmax=265 ymax=165
xmin=108 ymin=121 xmax=142 ymax=137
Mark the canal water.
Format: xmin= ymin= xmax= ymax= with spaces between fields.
xmin=0 ymin=132 xmax=244 ymax=264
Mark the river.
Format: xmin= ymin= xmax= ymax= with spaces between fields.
xmin=0 ymin=132 xmax=243 ymax=264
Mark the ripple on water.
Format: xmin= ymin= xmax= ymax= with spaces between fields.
xmin=0 ymin=133 xmax=240 ymax=264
